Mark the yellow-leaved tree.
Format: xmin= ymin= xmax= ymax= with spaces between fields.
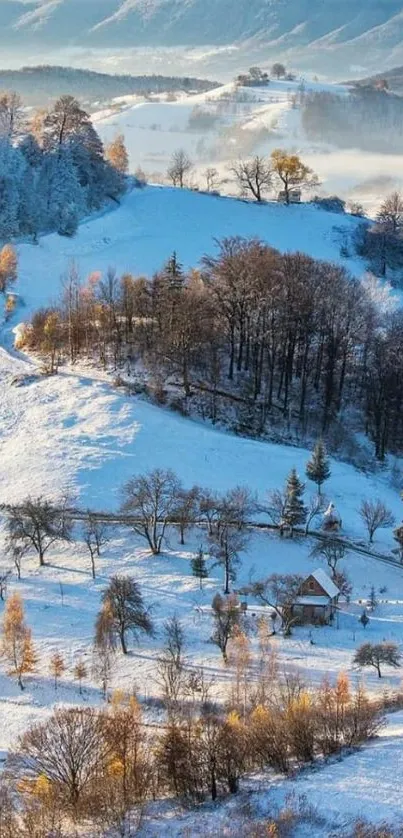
xmin=2 ymin=592 xmax=37 ymax=690
xmin=0 ymin=243 xmax=17 ymax=293
xmin=49 ymin=651 xmax=65 ymax=691
xmin=106 ymin=134 xmax=129 ymax=175
xmin=271 ymin=149 xmax=319 ymax=204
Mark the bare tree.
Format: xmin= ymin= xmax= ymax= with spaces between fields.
xmin=359 ymin=499 xmax=395 ymax=544
xmin=211 ymin=593 xmax=241 ymax=661
xmin=353 ymin=642 xmax=401 ymax=678
xmin=377 ymin=191 xmax=403 ymax=234
xmin=271 ymin=63 xmax=286 ymax=79
xmin=96 ymin=576 xmax=153 ymax=655
xmin=0 ymin=92 xmax=24 ymax=139
xmin=121 ymin=469 xmax=181 ymax=555
xmin=266 ymin=488 xmax=287 ymax=526
xmin=167 ymin=149 xmax=193 ymax=188
xmin=4 ymin=496 xmax=72 ymax=567
xmin=305 ymin=494 xmax=327 ymax=535
xmin=310 ymin=537 xmax=346 ymax=579
xmin=208 ymin=488 xmax=253 ymax=593
xmin=173 ymin=486 xmax=200 ymax=545
xmin=0 ymin=570 xmax=11 ymax=601
xmin=10 ymin=708 xmax=107 ymax=807
xmin=83 ymin=512 xmax=109 ymax=578
xmin=230 ymin=156 xmax=271 ymax=202
xmin=246 ymin=574 xmax=303 ymax=635
xmin=157 ymin=616 xmax=186 ymax=710
xmin=203 ymin=167 xmax=220 ymax=192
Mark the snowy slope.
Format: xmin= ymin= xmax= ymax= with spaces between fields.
xmin=14 ymin=184 xmax=364 ymax=317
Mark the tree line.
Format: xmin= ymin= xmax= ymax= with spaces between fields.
xmin=0 ymin=91 xmax=128 ymax=240
xmin=21 ymin=237 xmax=403 ymax=460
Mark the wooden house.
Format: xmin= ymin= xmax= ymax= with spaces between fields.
xmin=291 ymin=568 xmax=340 ymax=625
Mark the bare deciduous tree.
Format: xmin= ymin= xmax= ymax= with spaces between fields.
xmin=231 ymin=156 xmax=271 ymax=202
xmin=4 ymin=496 xmax=72 ymax=567
xmin=167 ymin=149 xmax=193 ymax=188
xmin=121 ymin=469 xmax=181 ymax=555
xmin=157 ymin=616 xmax=186 ymax=710
xmin=359 ymin=499 xmax=395 ymax=543
xmin=211 ymin=593 xmax=241 ymax=661
xmin=353 ymin=642 xmax=401 ymax=678
xmin=83 ymin=512 xmax=109 ymax=578
xmin=310 ymin=537 xmax=346 ymax=579
xmin=246 ymin=574 xmax=303 ymax=635
xmin=96 ymin=575 xmax=153 ymax=655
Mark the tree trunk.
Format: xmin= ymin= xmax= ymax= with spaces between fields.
xmin=120 ymin=630 xmax=128 ymax=655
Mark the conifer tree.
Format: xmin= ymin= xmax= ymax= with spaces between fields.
xmin=191 ymin=547 xmax=209 ymax=589
xmin=49 ymin=651 xmax=65 ymax=690
xmin=2 ymin=592 xmax=37 ymax=689
xmin=164 ymin=251 xmax=184 ymax=290
xmin=283 ymin=468 xmax=307 ymax=533
xmin=306 ymin=439 xmax=331 ymax=494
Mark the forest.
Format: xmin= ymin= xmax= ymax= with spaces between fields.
xmin=18 ymin=239 xmax=403 ymax=461
xmin=302 ymin=88 xmax=403 ymax=154
xmin=0 ymin=92 xmax=127 ymax=240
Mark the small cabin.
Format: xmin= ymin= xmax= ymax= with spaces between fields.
xmin=277 ymin=189 xmax=301 ymax=204
xmin=291 ymin=568 xmax=340 ymax=625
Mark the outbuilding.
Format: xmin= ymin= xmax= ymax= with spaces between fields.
xmin=291 ymin=568 xmax=340 ymax=625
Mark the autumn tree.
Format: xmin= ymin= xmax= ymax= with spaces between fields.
xmin=211 ymin=593 xmax=241 ymax=662
xmin=271 ymin=148 xmax=319 ymax=203
xmin=121 ymin=469 xmax=181 ymax=555
xmin=105 ymin=133 xmax=129 ymax=175
xmin=306 ymin=439 xmax=331 ymax=494
xmin=96 ymin=575 xmax=153 ymax=655
xmin=231 ymin=156 xmax=271 ymax=202
xmin=167 ymin=149 xmax=193 ymax=188
xmin=359 ymin=499 xmax=395 ymax=543
xmin=49 ymin=651 xmax=65 ymax=691
xmin=74 ymin=659 xmax=88 ymax=695
xmin=4 ymin=496 xmax=72 ymax=566
xmin=0 ymin=244 xmax=17 ymax=293
xmin=2 ymin=593 xmax=36 ymax=689
xmin=353 ymin=642 xmax=401 ymax=678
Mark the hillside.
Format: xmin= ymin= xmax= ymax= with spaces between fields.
xmin=352 ymin=64 xmax=403 ymax=94
xmin=0 ymin=65 xmax=217 ymax=108
xmin=3 ymin=0 xmax=403 ymax=76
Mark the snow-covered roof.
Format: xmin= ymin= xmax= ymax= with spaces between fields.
xmin=295 ymin=596 xmax=330 ymax=606
xmin=310 ymin=568 xmax=340 ymax=599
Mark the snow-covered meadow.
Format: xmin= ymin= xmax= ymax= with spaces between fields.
xmin=95 ymin=79 xmax=403 ymax=213
xmin=1 ymin=176 xmax=403 ymax=830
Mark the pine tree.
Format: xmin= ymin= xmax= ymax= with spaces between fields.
xmin=191 ymin=547 xmax=209 ymax=589
xmin=2 ymin=592 xmax=37 ymax=689
xmin=105 ymin=133 xmax=129 ymax=174
xmin=359 ymin=609 xmax=369 ymax=629
xmin=74 ymin=659 xmax=87 ymax=695
xmin=367 ymin=585 xmax=378 ymax=612
xmin=306 ymin=439 xmax=331 ymax=494
xmin=164 ymin=251 xmax=184 ymax=290
xmin=283 ymin=468 xmax=307 ymax=533
xmin=49 ymin=651 xmax=65 ymax=690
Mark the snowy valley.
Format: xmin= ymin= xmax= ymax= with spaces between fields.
xmin=2 ymin=70 xmax=403 ymax=837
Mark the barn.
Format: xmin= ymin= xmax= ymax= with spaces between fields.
xmin=291 ymin=568 xmax=340 ymax=625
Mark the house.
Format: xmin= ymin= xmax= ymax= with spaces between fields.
xmin=277 ymin=189 xmax=301 ymax=204
xmin=291 ymin=568 xmax=340 ymax=625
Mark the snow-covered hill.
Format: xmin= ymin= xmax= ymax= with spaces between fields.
xmin=3 ymin=0 xmax=403 ymax=76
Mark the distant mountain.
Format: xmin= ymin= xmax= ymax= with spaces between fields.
xmin=0 ymin=65 xmax=217 ymax=107
xmin=2 ymin=0 xmax=403 ymax=76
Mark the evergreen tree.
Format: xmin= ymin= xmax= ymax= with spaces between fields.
xmin=164 ymin=251 xmax=184 ymax=290
xmin=367 ymin=585 xmax=378 ymax=612
xmin=359 ymin=609 xmax=369 ymax=629
xmin=191 ymin=547 xmax=209 ymax=589
xmin=283 ymin=468 xmax=307 ymax=533
xmin=306 ymin=438 xmax=331 ymax=494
